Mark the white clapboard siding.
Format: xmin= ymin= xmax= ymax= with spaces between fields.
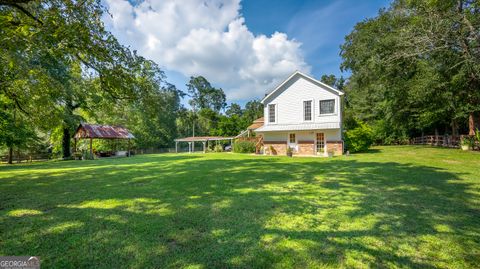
xmin=263 ymin=130 xmax=341 ymax=142
xmin=263 ymin=73 xmax=341 ymax=126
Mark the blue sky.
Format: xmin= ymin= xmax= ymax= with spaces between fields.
xmin=241 ymin=0 xmax=389 ymax=79
xmin=104 ymin=0 xmax=390 ymax=105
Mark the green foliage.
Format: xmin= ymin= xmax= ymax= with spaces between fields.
xmin=233 ymin=140 xmax=255 ymax=153
xmin=176 ymin=76 xmax=263 ymax=139
xmin=187 ymin=76 xmax=226 ymax=112
xmin=320 ymin=74 xmax=345 ymax=91
xmin=213 ymin=144 xmax=223 ymax=152
xmin=461 ymin=137 xmax=475 ymax=147
xmin=226 ymin=103 xmax=243 ymax=117
xmin=341 ymin=0 xmax=480 ymax=140
xmin=0 ymin=99 xmax=38 ymax=157
xmin=0 ymin=0 xmax=180 ymax=158
xmin=345 ymin=121 xmax=374 ymax=152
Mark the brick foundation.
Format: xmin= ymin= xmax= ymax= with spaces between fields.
xmin=326 ymin=141 xmax=343 ymax=155
xmin=264 ymin=142 xmax=287 ymax=155
xmin=297 ymin=141 xmax=315 ymax=155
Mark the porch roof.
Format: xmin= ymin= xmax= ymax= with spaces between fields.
xmin=174 ymin=136 xmax=234 ymax=142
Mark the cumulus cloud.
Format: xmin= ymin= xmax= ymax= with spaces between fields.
xmin=103 ymin=0 xmax=310 ymax=101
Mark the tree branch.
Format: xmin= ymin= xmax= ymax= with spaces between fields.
xmin=1 ymin=2 xmax=43 ymax=25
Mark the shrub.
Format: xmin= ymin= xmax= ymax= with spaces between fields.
xmin=345 ymin=121 xmax=374 ymax=153
xmin=461 ymin=136 xmax=475 ymax=148
xmin=213 ymin=144 xmax=223 ymax=152
xmin=233 ymin=140 xmax=255 ymax=153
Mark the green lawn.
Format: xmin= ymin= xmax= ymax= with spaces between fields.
xmin=0 ymin=146 xmax=479 ymax=268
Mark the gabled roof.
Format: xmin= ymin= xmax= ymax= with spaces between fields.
xmin=261 ymin=71 xmax=344 ymax=104
xmin=74 ymin=123 xmax=135 ymax=139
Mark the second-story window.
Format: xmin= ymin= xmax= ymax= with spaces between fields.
xmin=319 ymin=99 xmax=335 ymax=114
xmin=268 ymin=104 xmax=276 ymax=123
xmin=304 ymin=100 xmax=312 ymax=121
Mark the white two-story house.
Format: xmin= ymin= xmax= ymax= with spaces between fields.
xmin=255 ymin=71 xmax=344 ymax=156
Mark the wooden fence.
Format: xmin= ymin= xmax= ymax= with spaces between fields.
xmin=410 ymin=135 xmax=462 ymax=147
xmin=410 ymin=134 xmax=480 ymax=150
xmin=0 ymin=153 xmax=51 ymax=164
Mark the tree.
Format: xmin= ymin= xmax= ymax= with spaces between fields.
xmin=321 ymin=74 xmax=345 ymax=91
xmin=86 ymin=62 xmax=183 ymax=149
xmin=186 ymin=76 xmax=226 ymax=112
xmin=394 ymin=0 xmax=480 ymax=135
xmin=340 ymin=0 xmax=480 ymax=142
xmin=243 ymin=100 xmax=263 ymax=123
xmin=226 ymin=103 xmax=243 ymax=117
xmin=0 ymin=100 xmax=37 ymax=164
xmin=1 ymin=0 xmax=168 ymax=158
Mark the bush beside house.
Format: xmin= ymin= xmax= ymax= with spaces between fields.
xmin=345 ymin=121 xmax=374 ymax=153
xmin=233 ymin=140 xmax=255 ymax=153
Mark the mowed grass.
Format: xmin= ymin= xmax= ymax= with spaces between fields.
xmin=0 ymin=146 xmax=479 ymax=268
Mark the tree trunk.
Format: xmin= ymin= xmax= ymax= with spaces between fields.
xmin=469 ymin=112 xmax=475 ymax=135
xmin=7 ymin=146 xmax=13 ymax=164
xmin=476 ymin=112 xmax=480 ymax=133
xmin=451 ymin=119 xmax=458 ymax=137
xmin=62 ymin=127 xmax=71 ymax=158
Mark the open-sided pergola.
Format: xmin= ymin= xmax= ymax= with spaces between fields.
xmin=174 ymin=136 xmax=234 ymax=153
xmin=73 ymin=123 xmax=135 ymax=157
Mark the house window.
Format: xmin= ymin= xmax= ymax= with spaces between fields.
xmin=289 ymin=133 xmax=296 ymax=143
xmin=303 ymin=100 xmax=312 ymax=121
xmin=319 ymin=99 xmax=335 ymax=114
xmin=268 ymin=104 xmax=276 ymax=123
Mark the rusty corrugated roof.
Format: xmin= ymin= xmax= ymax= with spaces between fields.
xmin=74 ymin=123 xmax=135 ymax=139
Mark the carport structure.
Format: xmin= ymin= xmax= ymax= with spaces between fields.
xmin=174 ymin=136 xmax=234 ymax=153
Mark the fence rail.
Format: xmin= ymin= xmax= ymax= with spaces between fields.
xmin=410 ymin=134 xmax=480 ymax=150
xmin=410 ymin=135 xmax=461 ymax=147
xmin=0 ymin=153 xmax=51 ymax=164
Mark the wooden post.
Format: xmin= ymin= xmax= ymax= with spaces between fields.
xmin=203 ymin=141 xmax=206 ymax=153
xmin=89 ymin=138 xmax=93 ymax=157
xmin=175 ymin=141 xmax=178 ymax=153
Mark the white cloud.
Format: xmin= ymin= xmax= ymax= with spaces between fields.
xmin=103 ymin=0 xmax=310 ymax=101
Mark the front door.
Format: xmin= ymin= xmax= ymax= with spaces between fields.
xmin=316 ymin=132 xmax=325 ymax=155
xmin=288 ymin=133 xmax=297 ymax=150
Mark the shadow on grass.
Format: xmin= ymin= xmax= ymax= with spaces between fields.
xmin=0 ymin=155 xmax=479 ymax=268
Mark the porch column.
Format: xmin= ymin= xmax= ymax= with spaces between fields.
xmin=175 ymin=141 xmax=178 ymax=153
xmin=203 ymin=141 xmax=206 ymax=153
